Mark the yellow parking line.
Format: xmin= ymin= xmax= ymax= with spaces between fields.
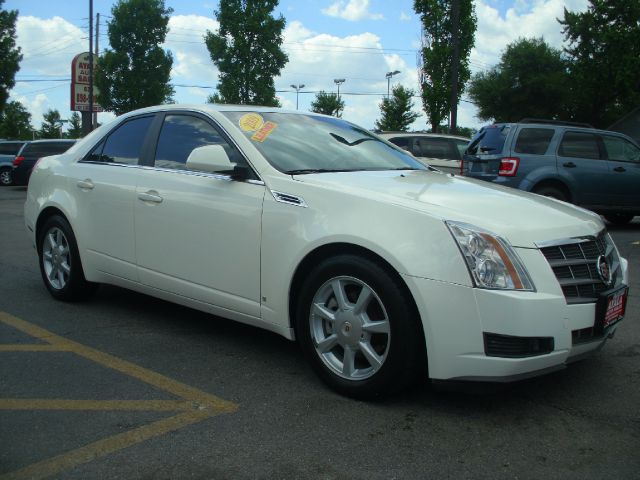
xmin=1 ymin=410 xmax=212 ymax=480
xmin=0 ymin=311 xmax=239 ymax=479
xmin=0 ymin=399 xmax=197 ymax=411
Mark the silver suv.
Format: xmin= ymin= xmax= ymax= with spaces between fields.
xmin=462 ymin=119 xmax=640 ymax=224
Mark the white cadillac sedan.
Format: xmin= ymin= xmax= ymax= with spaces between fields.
xmin=25 ymin=105 xmax=629 ymax=398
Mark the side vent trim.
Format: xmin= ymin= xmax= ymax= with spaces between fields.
xmin=271 ymin=190 xmax=308 ymax=208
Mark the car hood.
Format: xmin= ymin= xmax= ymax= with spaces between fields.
xmin=293 ymin=169 xmax=604 ymax=248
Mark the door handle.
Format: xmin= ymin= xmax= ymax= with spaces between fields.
xmin=613 ymin=166 xmax=626 ymax=172
xmin=562 ymin=162 xmax=576 ymax=168
xmin=137 ymin=190 xmax=163 ymax=204
xmin=76 ymin=179 xmax=94 ymax=190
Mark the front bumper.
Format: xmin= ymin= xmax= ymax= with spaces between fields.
xmin=403 ymin=248 xmax=628 ymax=382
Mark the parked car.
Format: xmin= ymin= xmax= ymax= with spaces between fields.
xmin=462 ymin=119 xmax=640 ymax=224
xmin=379 ymin=132 xmax=469 ymax=174
xmin=12 ymin=139 xmax=76 ymax=186
xmin=24 ymin=105 xmax=629 ymax=398
xmin=0 ymin=140 xmax=26 ymax=186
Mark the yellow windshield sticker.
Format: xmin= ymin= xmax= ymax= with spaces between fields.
xmin=251 ymin=121 xmax=277 ymax=142
xmin=238 ymin=113 xmax=265 ymax=132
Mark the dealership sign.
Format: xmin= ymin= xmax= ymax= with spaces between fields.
xmin=70 ymin=52 xmax=103 ymax=112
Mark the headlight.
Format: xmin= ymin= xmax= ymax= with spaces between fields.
xmin=446 ymin=221 xmax=535 ymax=291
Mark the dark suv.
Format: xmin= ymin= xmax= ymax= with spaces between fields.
xmin=12 ymin=139 xmax=75 ymax=186
xmin=462 ymin=120 xmax=640 ymax=224
xmin=0 ymin=140 xmax=26 ymax=186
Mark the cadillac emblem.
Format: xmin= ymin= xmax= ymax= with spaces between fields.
xmin=596 ymin=255 xmax=613 ymax=287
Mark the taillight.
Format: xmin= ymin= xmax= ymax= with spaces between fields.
xmin=459 ymin=158 xmax=464 ymax=175
xmin=13 ymin=155 xmax=24 ymax=167
xmin=498 ymin=157 xmax=519 ymax=176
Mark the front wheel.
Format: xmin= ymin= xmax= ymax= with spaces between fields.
xmin=296 ymin=255 xmax=424 ymax=399
xmin=38 ymin=215 xmax=97 ymax=301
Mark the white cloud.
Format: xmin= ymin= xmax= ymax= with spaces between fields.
xmin=470 ymin=0 xmax=590 ymax=74
xmin=278 ymin=21 xmax=422 ymax=130
xmin=400 ymin=11 xmax=412 ymax=22
xmin=17 ymin=16 xmax=86 ymax=76
xmin=165 ymin=15 xmax=219 ymax=82
xmin=322 ymin=0 xmax=384 ymax=21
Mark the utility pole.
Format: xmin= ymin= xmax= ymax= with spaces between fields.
xmin=93 ymin=12 xmax=99 ymax=128
xmin=385 ymin=70 xmax=400 ymax=99
xmin=449 ymin=0 xmax=460 ymax=135
xmin=88 ymin=0 xmax=94 ymax=131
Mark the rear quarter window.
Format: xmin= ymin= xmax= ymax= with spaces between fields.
xmin=514 ymin=128 xmax=554 ymax=155
xmin=466 ymin=125 xmax=510 ymax=155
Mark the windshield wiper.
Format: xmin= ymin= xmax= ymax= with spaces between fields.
xmin=329 ymin=132 xmax=379 ymax=147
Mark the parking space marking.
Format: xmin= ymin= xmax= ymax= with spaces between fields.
xmin=0 ymin=311 xmax=239 ymax=480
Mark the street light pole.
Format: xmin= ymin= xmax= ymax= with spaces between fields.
xmin=333 ymin=78 xmax=345 ymax=101
xmin=290 ymin=84 xmax=305 ymax=110
xmin=385 ymin=70 xmax=401 ymax=99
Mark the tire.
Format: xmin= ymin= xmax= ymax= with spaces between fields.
xmin=296 ymin=254 xmax=424 ymax=399
xmin=604 ymin=213 xmax=634 ymax=225
xmin=38 ymin=215 xmax=97 ymax=301
xmin=533 ymin=186 xmax=567 ymax=202
xmin=0 ymin=167 xmax=12 ymax=186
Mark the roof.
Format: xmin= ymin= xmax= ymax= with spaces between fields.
xmin=378 ymin=132 xmax=470 ymax=141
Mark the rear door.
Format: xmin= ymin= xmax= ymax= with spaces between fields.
xmin=72 ymin=114 xmax=157 ymax=281
xmin=601 ymin=134 xmax=640 ymax=210
xmin=556 ymin=130 xmax=610 ymax=207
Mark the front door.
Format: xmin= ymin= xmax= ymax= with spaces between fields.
xmin=134 ymin=112 xmax=265 ymax=318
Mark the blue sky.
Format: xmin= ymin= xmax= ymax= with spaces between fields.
xmin=5 ymin=0 xmax=589 ymax=133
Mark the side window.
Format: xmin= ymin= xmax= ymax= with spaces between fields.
xmin=415 ymin=138 xmax=457 ymax=159
xmin=558 ymin=131 xmax=601 ymax=160
xmin=85 ymin=116 xmax=153 ymax=165
xmin=514 ymin=128 xmax=554 ymax=155
xmin=154 ymin=114 xmax=239 ymax=172
xmin=388 ymin=137 xmax=410 ymax=150
xmin=602 ymin=136 xmax=640 ymax=163
xmin=454 ymin=139 xmax=468 ymax=158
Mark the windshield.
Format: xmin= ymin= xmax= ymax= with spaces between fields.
xmin=222 ymin=111 xmax=426 ymax=174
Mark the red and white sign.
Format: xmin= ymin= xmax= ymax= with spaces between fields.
xmin=70 ymin=52 xmax=103 ymax=112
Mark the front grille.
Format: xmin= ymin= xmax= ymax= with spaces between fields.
xmin=484 ymin=333 xmax=554 ymax=357
xmin=540 ymin=233 xmax=621 ymax=304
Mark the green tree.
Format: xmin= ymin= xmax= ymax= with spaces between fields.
xmin=414 ymin=0 xmax=476 ymax=132
xmin=310 ymin=91 xmax=344 ymax=117
xmin=39 ymin=109 xmax=62 ymax=139
xmin=560 ymin=0 xmax=640 ymax=127
xmin=468 ymin=38 xmax=569 ymax=122
xmin=375 ymin=85 xmax=420 ymax=131
xmin=0 ymin=0 xmax=22 ymax=114
xmin=95 ymin=0 xmax=173 ymax=115
xmin=0 ymin=101 xmax=32 ymax=139
xmin=66 ymin=112 xmax=82 ymax=138
xmin=205 ymin=0 xmax=288 ymax=106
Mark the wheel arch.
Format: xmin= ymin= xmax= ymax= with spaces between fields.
xmin=288 ymin=242 xmax=427 ymax=363
xmin=35 ymin=206 xmax=70 ymax=243
xmin=531 ymin=178 xmax=573 ymax=202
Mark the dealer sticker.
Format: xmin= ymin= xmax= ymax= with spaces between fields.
xmin=238 ymin=113 xmax=264 ymax=132
xmin=251 ymin=121 xmax=277 ymax=142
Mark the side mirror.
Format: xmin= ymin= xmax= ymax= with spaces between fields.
xmin=186 ymin=144 xmax=234 ymax=174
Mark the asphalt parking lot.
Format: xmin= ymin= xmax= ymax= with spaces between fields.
xmin=1 ymin=185 xmax=639 ymax=480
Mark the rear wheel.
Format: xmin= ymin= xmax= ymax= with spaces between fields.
xmin=604 ymin=213 xmax=634 ymax=225
xmin=38 ymin=215 xmax=97 ymax=301
xmin=296 ymin=254 xmax=424 ymax=399
xmin=533 ymin=185 xmax=567 ymax=202
xmin=0 ymin=167 xmax=12 ymax=186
